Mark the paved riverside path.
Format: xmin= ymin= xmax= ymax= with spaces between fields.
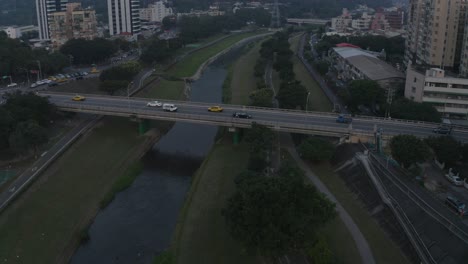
xmin=281 ymin=134 xmax=376 ymax=264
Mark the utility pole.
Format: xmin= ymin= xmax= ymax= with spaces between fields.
xmin=306 ymin=92 xmax=311 ymax=112
xmin=270 ymin=0 xmax=280 ymax=28
xmin=36 ymin=60 xmax=42 ymax=80
xmin=385 ymin=86 xmax=394 ymax=119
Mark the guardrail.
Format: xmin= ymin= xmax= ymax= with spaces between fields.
xmin=369 ymin=153 xmax=468 ymax=245
xmin=39 ymin=92 xmax=468 ymax=131
xmin=55 ymin=103 xmax=369 ymax=137
xmin=361 ymin=154 xmax=436 ymax=264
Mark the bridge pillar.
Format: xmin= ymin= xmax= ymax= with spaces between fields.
xmin=138 ymin=119 xmax=150 ymax=135
xmin=229 ymin=127 xmax=241 ymax=144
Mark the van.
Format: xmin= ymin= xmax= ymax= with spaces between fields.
xmin=163 ymin=103 xmax=178 ymax=112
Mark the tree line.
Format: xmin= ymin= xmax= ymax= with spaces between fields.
xmin=0 ymin=92 xmax=56 ymax=155
xmin=99 ymin=61 xmax=142 ymax=95
xmin=223 ymin=124 xmax=337 ymax=261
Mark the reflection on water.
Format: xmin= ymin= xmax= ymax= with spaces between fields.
xmin=71 ymin=42 xmax=248 ymax=263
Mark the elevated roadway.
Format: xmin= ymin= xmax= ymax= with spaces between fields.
xmin=41 ymin=92 xmax=468 ymax=142
xmin=286 ymin=18 xmax=330 ymax=25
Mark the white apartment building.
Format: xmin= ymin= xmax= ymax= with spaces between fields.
xmin=405 ymin=66 xmax=468 ymax=116
xmin=107 ymin=0 xmax=141 ymax=36
xmin=36 ymin=0 xmax=68 ymax=39
xmin=1 ymin=25 xmax=38 ymax=39
xmin=139 ymin=1 xmax=173 ymax=22
xmin=351 ymin=12 xmax=372 ymax=30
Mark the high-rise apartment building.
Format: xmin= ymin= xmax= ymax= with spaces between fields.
xmin=36 ymin=0 xmax=68 ymax=39
xmin=139 ymin=1 xmax=173 ymax=22
xmin=49 ymin=3 xmax=97 ymax=48
xmin=405 ymin=0 xmax=464 ymax=69
xmin=107 ymin=0 xmax=141 ymax=36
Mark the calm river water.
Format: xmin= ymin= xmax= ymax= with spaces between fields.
xmin=71 ymin=45 xmax=246 ymax=263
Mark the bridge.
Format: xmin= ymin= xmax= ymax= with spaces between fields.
xmin=42 ymin=92 xmax=468 ymax=143
xmin=286 ymin=18 xmax=330 ymax=26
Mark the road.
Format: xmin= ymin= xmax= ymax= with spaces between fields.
xmin=40 ymin=92 xmax=468 ymax=142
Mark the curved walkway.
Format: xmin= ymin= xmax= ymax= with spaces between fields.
xmin=281 ymin=134 xmax=376 ymax=264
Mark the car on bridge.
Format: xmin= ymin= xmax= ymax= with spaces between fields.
xmin=445 ymin=168 xmax=463 ymax=186
xmin=72 ymin=95 xmax=86 ymax=101
xmin=147 ymin=101 xmax=162 ymax=107
xmin=208 ymin=106 xmax=223 ymax=112
xmin=445 ymin=195 xmax=466 ymax=216
xmin=162 ymin=103 xmax=177 ymax=112
xmin=336 ymin=114 xmax=352 ymax=124
xmin=433 ymin=125 xmax=452 ymax=135
xmin=232 ymin=112 xmax=252 ymax=119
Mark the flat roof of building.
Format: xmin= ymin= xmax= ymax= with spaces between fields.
xmin=333 ymin=47 xmax=404 ymax=80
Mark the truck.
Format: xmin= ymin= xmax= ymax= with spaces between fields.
xmin=336 ymin=115 xmax=352 ymax=124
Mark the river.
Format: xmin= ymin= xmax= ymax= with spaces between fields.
xmin=71 ymin=44 xmax=248 ymax=264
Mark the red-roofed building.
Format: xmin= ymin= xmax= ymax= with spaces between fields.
xmin=336 ymin=43 xmax=361 ymax=49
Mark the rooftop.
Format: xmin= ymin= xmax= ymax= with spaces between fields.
xmin=333 ymin=47 xmax=404 ymax=80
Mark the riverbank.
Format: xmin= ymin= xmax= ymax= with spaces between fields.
xmin=0 ymin=31 xmax=268 ymax=263
xmin=171 ymin=41 xmax=263 ymax=264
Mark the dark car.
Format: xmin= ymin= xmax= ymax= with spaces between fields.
xmin=445 ymin=195 xmax=466 ymax=216
xmin=433 ymin=125 xmax=452 ymax=135
xmin=75 ymin=76 xmax=84 ymax=80
xmin=232 ymin=112 xmax=252 ymax=119
xmin=336 ymin=114 xmax=352 ymax=124
xmin=48 ymin=82 xmax=58 ymax=87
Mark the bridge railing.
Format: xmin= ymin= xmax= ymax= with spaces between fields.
xmin=40 ymin=91 xmax=468 ymax=131
xmin=56 ymin=102 xmax=373 ymax=136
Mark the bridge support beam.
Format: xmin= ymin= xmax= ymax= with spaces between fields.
xmin=229 ymin=127 xmax=241 ymax=145
xmin=138 ymin=119 xmax=150 ymax=135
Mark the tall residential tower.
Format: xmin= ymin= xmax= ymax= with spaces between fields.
xmin=36 ymin=0 xmax=68 ymax=39
xmin=404 ymin=0 xmax=465 ymax=69
xmin=107 ymin=0 xmax=141 ymax=36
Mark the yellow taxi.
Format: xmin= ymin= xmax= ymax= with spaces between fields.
xmin=208 ymin=106 xmax=223 ymax=112
xmin=72 ymin=95 xmax=86 ymax=101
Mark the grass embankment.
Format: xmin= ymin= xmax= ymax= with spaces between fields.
xmin=0 ymin=117 xmax=153 ymax=263
xmin=168 ymin=31 xmax=265 ymax=78
xmin=290 ymin=34 xmax=332 ymax=112
xmin=309 ymin=163 xmax=411 ymax=264
xmin=174 ymin=143 xmax=258 ymax=264
xmin=171 ymin=41 xmax=263 ymax=264
xmin=137 ymin=79 xmax=185 ymax=100
xmin=230 ymin=41 xmax=263 ymax=105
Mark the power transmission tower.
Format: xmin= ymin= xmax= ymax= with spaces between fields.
xmin=270 ymin=0 xmax=281 ymax=28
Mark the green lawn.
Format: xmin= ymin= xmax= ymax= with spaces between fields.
xmin=174 ymin=143 xmax=258 ymax=264
xmin=137 ymin=79 xmax=185 ymax=100
xmin=0 ymin=117 xmax=149 ymax=263
xmin=290 ymin=34 xmax=332 ymax=112
xmin=318 ymin=217 xmax=361 ymax=264
xmin=168 ymin=31 xmax=265 ymax=78
xmin=309 ymin=163 xmax=411 ymax=264
xmin=230 ymin=41 xmax=263 ymax=105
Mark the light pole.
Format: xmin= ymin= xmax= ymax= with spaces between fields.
xmin=36 ymin=60 xmax=42 ymax=80
xmin=305 ymin=92 xmax=311 ymax=112
xmin=18 ymin=68 xmax=30 ymax=86
xmin=127 ymin=81 xmax=134 ymax=111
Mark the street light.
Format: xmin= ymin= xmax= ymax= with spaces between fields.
xmin=127 ymin=81 xmax=134 ymax=111
xmin=305 ymin=92 xmax=311 ymax=112
xmin=36 ymin=60 xmax=42 ymax=80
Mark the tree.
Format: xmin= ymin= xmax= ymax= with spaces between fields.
xmin=9 ymin=120 xmax=48 ymax=154
xmin=245 ymin=123 xmax=275 ymax=153
xmin=60 ymin=38 xmax=117 ymax=64
xmin=425 ymin=136 xmax=461 ymax=166
xmin=390 ymin=98 xmax=441 ymax=122
xmin=100 ymin=61 xmax=142 ymax=82
xmin=99 ymin=80 xmax=129 ymax=95
xmin=277 ymin=80 xmax=308 ymax=109
xmin=348 ymin=80 xmax=384 ymax=108
xmin=299 ymin=137 xmax=335 ymax=161
xmin=5 ymin=92 xmax=56 ymax=127
xmin=306 ymin=237 xmax=335 ymax=264
xmin=390 ymin=135 xmax=431 ymax=168
xmin=162 ymin=15 xmax=177 ymax=30
xmin=314 ymin=60 xmax=329 ymax=76
xmin=250 ymin=88 xmax=273 ymax=107
xmin=0 ymin=107 xmax=13 ymax=150
xmin=224 ymin=168 xmax=336 ymax=255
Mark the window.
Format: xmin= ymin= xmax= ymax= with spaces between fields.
xmin=412 ymin=87 xmax=416 ymax=93
xmin=414 ymin=77 xmax=418 ymax=82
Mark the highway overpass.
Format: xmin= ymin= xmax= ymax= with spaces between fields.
xmin=41 ymin=92 xmax=468 ymax=143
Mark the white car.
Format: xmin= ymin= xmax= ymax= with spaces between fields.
xmin=7 ymin=83 xmax=17 ymax=88
xmin=42 ymin=79 xmax=52 ymax=84
xmin=147 ymin=101 xmax=162 ymax=107
xmin=30 ymin=83 xmax=37 ymax=88
xmin=35 ymin=81 xmax=45 ymax=86
xmin=446 ymin=173 xmax=464 ymax=186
